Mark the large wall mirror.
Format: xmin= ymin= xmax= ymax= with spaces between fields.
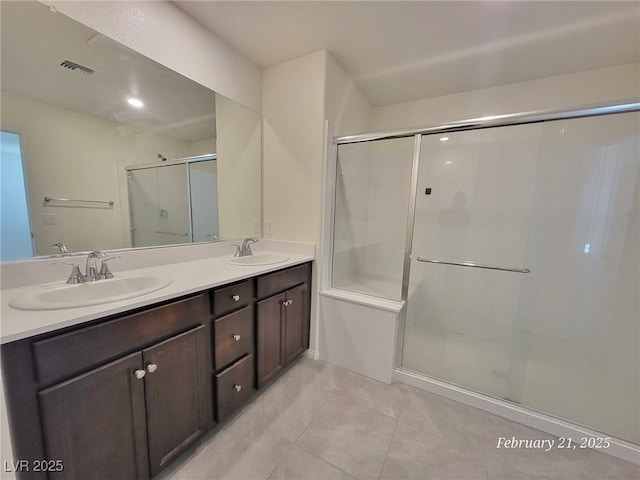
xmin=0 ymin=1 xmax=261 ymax=260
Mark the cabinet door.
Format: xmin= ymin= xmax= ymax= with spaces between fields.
xmin=256 ymin=293 xmax=285 ymax=387
xmin=283 ymin=284 xmax=307 ymax=364
xmin=143 ymin=325 xmax=211 ymax=477
xmin=38 ymin=352 xmax=149 ymax=480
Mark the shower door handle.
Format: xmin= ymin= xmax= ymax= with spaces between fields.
xmin=416 ymin=257 xmax=531 ymax=274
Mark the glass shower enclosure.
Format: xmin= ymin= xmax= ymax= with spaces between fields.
xmin=126 ymin=154 xmax=219 ymax=247
xmin=331 ymin=105 xmax=640 ymax=446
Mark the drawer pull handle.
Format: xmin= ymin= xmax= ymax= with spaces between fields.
xmin=233 ymin=334 xmax=241 ymax=341
xmin=232 ymin=294 xmax=240 ymax=302
xmin=147 ymin=363 xmax=158 ymax=373
xmin=234 ymin=384 xmax=242 ymax=392
xmin=135 ymin=369 xmax=146 ymax=380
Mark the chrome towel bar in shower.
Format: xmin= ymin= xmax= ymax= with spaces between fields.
xmin=416 ymin=257 xmax=531 ymax=274
xmin=154 ymin=231 xmax=190 ymax=237
xmin=44 ymin=196 xmax=115 ymax=207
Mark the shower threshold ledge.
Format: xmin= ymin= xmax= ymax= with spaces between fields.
xmin=319 ymin=288 xmax=404 ymax=313
xmin=393 ymin=367 xmax=640 ymax=465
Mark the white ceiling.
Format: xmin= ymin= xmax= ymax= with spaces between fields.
xmin=174 ymin=1 xmax=640 ymax=107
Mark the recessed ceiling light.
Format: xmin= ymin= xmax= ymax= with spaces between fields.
xmin=127 ymin=96 xmax=144 ymax=108
xmin=440 ymin=136 xmax=450 ymax=142
xmin=445 ymin=161 xmax=453 ymax=165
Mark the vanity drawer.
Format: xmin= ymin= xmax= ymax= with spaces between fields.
xmin=214 ymin=306 xmax=253 ymax=370
xmin=32 ymin=294 xmax=208 ymax=386
xmin=257 ymin=263 xmax=310 ymax=299
xmin=212 ymin=279 xmax=254 ymax=316
xmin=216 ymin=354 xmax=255 ymax=421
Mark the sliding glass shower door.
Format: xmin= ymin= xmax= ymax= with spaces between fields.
xmin=403 ymin=111 xmax=639 ymax=444
xmin=128 ymin=164 xmax=191 ymax=247
xmin=128 ymin=158 xmax=219 ymax=247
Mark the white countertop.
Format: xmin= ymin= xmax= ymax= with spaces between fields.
xmin=0 ymin=252 xmax=313 ymax=344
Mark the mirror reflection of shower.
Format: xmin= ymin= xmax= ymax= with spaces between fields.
xmin=126 ymin=154 xmax=219 ymax=248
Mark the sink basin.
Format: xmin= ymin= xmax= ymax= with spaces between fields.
xmin=9 ymin=274 xmax=173 ymax=310
xmin=227 ymin=253 xmax=289 ymax=266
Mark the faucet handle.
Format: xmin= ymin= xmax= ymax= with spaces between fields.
xmin=98 ymin=256 xmax=120 ymax=279
xmin=231 ymin=244 xmax=242 ymax=257
xmin=52 ymin=262 xmax=86 ymax=284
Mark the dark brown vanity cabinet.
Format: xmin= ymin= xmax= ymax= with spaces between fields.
xmin=2 ymin=262 xmax=312 ymax=479
xmin=2 ymin=294 xmax=212 ymax=480
xmin=256 ymin=264 xmax=311 ymax=387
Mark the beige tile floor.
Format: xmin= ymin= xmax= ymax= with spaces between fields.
xmin=158 ymin=358 xmax=639 ymax=480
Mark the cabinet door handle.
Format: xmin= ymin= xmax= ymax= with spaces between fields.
xmin=288 ymin=299 xmax=294 ymax=306
xmin=232 ymin=294 xmax=240 ymax=302
xmin=135 ymin=369 xmax=146 ymax=380
xmin=281 ymin=300 xmax=288 ymax=306
xmin=234 ymin=384 xmax=242 ymax=392
xmin=233 ymin=334 xmax=241 ymax=341
xmin=146 ymin=363 xmax=158 ymax=373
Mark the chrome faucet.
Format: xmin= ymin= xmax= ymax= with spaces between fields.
xmin=237 ymin=237 xmax=258 ymax=257
xmin=53 ymin=250 xmax=117 ymax=283
xmin=52 ymin=242 xmax=69 ymax=255
xmin=85 ymin=251 xmax=106 ymax=281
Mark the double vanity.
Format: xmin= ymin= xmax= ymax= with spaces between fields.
xmin=0 ymin=249 xmax=313 ymax=479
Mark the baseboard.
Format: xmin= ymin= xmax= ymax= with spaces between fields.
xmin=304 ymin=349 xmax=320 ymax=360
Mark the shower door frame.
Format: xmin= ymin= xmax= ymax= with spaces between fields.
xmin=333 ymin=100 xmax=640 ymax=365
xmin=330 ymin=100 xmax=640 ymax=462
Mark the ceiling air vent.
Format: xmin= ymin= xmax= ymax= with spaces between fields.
xmin=58 ymin=59 xmax=95 ymax=76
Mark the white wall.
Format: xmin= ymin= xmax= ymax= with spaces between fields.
xmin=262 ymin=50 xmax=372 ymax=355
xmin=179 ymin=138 xmax=217 ymax=158
xmin=371 ymin=64 xmax=640 ymax=131
xmin=44 ymin=0 xmax=262 ymax=113
xmin=263 ymin=51 xmax=327 ymax=244
xmin=324 ymin=54 xmax=373 ymax=138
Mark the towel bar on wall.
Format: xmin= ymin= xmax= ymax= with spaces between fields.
xmin=44 ymin=196 xmax=115 ymax=207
